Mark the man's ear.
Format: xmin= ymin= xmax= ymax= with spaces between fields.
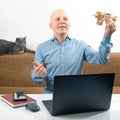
xmin=49 ymin=23 xmax=52 ymax=29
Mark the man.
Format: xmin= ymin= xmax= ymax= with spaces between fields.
xmin=31 ymin=9 xmax=116 ymax=93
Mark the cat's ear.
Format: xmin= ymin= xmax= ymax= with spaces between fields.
xmin=16 ymin=37 xmax=19 ymax=41
xmin=24 ymin=36 xmax=27 ymax=39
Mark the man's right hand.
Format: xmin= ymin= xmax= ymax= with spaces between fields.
xmin=32 ymin=62 xmax=47 ymax=77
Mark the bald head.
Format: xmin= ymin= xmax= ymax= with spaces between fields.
xmin=49 ymin=9 xmax=70 ymax=41
xmin=50 ymin=9 xmax=70 ymax=22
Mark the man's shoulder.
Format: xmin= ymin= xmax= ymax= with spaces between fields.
xmin=37 ymin=39 xmax=50 ymax=48
xmin=70 ymin=37 xmax=87 ymax=44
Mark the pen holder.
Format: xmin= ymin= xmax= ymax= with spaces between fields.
xmin=93 ymin=11 xmax=117 ymax=25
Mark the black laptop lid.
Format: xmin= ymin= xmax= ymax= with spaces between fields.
xmin=52 ymin=73 xmax=115 ymax=115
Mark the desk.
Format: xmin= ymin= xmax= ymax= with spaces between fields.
xmin=0 ymin=94 xmax=120 ymax=120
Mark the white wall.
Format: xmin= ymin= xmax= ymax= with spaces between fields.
xmin=0 ymin=0 xmax=119 ymax=51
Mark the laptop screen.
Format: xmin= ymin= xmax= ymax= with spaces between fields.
xmin=43 ymin=73 xmax=115 ymax=116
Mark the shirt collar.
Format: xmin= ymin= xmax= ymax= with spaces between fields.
xmin=51 ymin=35 xmax=71 ymax=45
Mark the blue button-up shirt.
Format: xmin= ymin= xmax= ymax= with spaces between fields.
xmin=31 ymin=35 xmax=112 ymax=93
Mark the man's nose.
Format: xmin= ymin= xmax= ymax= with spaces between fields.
xmin=59 ymin=18 xmax=65 ymax=23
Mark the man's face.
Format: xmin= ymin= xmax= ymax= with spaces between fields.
xmin=49 ymin=10 xmax=70 ymax=36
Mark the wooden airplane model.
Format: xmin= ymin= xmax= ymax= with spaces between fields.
xmin=93 ymin=11 xmax=117 ymax=25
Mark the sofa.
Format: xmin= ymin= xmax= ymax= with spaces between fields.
xmin=0 ymin=53 xmax=46 ymax=94
xmin=0 ymin=53 xmax=120 ymax=94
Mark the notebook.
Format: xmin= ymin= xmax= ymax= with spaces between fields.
xmin=42 ymin=73 xmax=115 ymax=116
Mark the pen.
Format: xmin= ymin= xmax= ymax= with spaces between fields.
xmin=43 ymin=62 xmax=51 ymax=67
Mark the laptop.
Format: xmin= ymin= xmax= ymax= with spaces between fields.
xmin=42 ymin=73 xmax=115 ymax=116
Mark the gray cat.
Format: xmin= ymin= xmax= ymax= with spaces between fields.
xmin=0 ymin=36 xmax=35 ymax=55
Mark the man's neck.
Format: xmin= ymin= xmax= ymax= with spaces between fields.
xmin=55 ymin=34 xmax=68 ymax=44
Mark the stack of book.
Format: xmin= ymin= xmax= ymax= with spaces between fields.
xmin=0 ymin=93 xmax=36 ymax=108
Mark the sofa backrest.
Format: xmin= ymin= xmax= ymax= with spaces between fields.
xmin=83 ymin=52 xmax=120 ymax=86
xmin=0 ymin=53 xmax=46 ymax=87
xmin=0 ymin=52 xmax=120 ymax=88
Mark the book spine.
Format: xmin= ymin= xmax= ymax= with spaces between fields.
xmin=0 ymin=97 xmax=14 ymax=108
